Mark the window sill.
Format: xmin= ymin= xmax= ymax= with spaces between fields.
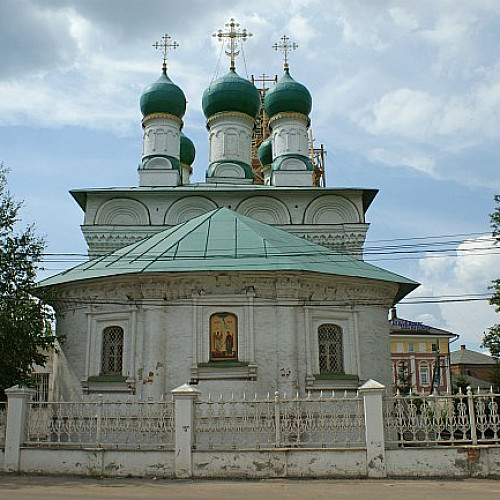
xmin=88 ymin=374 xmax=127 ymax=382
xmin=190 ymin=363 xmax=258 ymax=382
xmin=306 ymin=373 xmax=360 ymax=391
xmin=82 ymin=375 xmax=135 ymax=394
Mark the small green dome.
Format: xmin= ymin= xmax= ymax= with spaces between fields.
xmin=180 ymin=132 xmax=196 ymax=166
xmin=202 ymin=70 xmax=261 ymax=119
xmin=258 ymin=137 xmax=272 ymax=166
xmin=264 ymin=70 xmax=312 ymax=118
xmin=140 ymin=70 xmax=186 ymax=118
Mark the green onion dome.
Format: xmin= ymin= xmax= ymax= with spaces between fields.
xmin=264 ymin=69 xmax=312 ymax=118
xmin=140 ymin=70 xmax=187 ymax=118
xmin=257 ymin=137 xmax=273 ymax=166
xmin=202 ymin=69 xmax=261 ymax=119
xmin=180 ymin=132 xmax=196 ymax=166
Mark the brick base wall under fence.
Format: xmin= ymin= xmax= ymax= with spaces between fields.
xmin=8 ymin=446 xmax=500 ymax=478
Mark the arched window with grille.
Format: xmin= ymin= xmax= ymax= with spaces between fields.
xmin=318 ymin=323 xmax=344 ymax=374
xmin=101 ymin=326 xmax=124 ymax=375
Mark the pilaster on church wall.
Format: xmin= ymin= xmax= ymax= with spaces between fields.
xmin=356 ymin=306 xmax=394 ymax=389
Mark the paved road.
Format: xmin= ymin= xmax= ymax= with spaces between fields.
xmin=0 ymin=476 xmax=499 ymax=500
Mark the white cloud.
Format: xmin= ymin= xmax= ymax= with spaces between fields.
xmin=336 ymin=16 xmax=388 ymax=51
xmin=410 ymin=236 xmax=500 ymax=351
xmin=285 ymin=15 xmax=317 ymax=45
xmin=359 ymin=88 xmax=443 ymax=141
xmin=369 ymin=147 xmax=436 ymax=176
xmin=359 ymin=78 xmax=500 ymax=143
xmin=388 ymin=7 xmax=419 ymax=31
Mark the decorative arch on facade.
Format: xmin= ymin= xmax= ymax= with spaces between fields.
xmin=209 ymin=312 xmax=238 ymax=361
xmin=144 ymin=156 xmax=173 ymax=170
xmin=280 ymin=157 xmax=307 ymax=171
xmin=303 ymin=195 xmax=360 ymax=225
xmin=95 ymin=198 xmax=151 ymax=225
xmin=236 ymin=196 xmax=291 ymax=225
xmin=101 ymin=325 xmax=124 ymax=375
xmin=317 ymin=323 xmax=344 ymax=374
xmin=165 ymin=196 xmax=218 ymax=225
xmin=212 ymin=163 xmax=246 ymax=178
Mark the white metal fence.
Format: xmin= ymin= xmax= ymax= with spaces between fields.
xmin=26 ymin=399 xmax=175 ymax=449
xmin=12 ymin=388 xmax=500 ymax=451
xmin=194 ymin=391 xmax=365 ymax=449
xmin=385 ymin=388 xmax=500 ymax=446
xmin=0 ymin=403 xmax=6 ymax=446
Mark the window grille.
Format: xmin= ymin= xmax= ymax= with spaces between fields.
xmin=318 ymin=323 xmax=344 ymax=374
xmin=101 ymin=326 xmax=124 ymax=375
xmin=33 ymin=373 xmax=50 ymax=403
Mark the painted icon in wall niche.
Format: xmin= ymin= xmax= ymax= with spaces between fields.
xmin=210 ymin=312 xmax=238 ymax=361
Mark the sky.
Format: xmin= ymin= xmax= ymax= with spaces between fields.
xmin=0 ymin=0 xmax=499 ymax=353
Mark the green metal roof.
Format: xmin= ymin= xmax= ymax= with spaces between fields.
xmin=264 ymin=70 xmax=312 ymax=118
xmin=258 ymin=137 xmax=272 ymax=166
xmin=179 ymin=132 xmax=196 ymax=165
xmin=202 ymin=70 xmax=261 ymax=119
xmin=140 ymin=70 xmax=186 ymax=118
xmin=38 ymin=208 xmax=418 ymax=302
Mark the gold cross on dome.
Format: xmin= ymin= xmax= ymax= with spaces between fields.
xmin=153 ymin=33 xmax=179 ymax=73
xmin=213 ymin=18 xmax=252 ymax=71
xmin=273 ymin=34 xmax=298 ymax=71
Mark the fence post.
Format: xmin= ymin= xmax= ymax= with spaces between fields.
xmin=96 ymin=394 xmax=103 ymax=447
xmin=358 ymin=379 xmax=387 ymax=478
xmin=172 ymin=383 xmax=200 ymax=478
xmin=4 ymin=385 xmax=36 ymax=472
xmin=274 ymin=391 xmax=281 ymax=447
xmin=466 ymin=386 xmax=478 ymax=445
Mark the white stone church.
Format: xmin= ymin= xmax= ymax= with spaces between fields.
xmin=37 ymin=23 xmax=418 ymax=400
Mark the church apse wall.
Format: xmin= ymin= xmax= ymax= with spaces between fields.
xmin=46 ymin=271 xmax=396 ymax=398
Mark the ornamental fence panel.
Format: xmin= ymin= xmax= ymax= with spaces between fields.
xmin=384 ymin=388 xmax=500 ymax=446
xmin=0 ymin=403 xmax=7 ymax=446
xmin=26 ymin=398 xmax=175 ymax=449
xmin=194 ymin=391 xmax=365 ymax=450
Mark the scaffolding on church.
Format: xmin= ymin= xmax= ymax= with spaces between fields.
xmin=250 ymin=75 xmax=327 ymax=187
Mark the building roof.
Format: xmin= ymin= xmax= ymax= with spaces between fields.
xmin=390 ymin=317 xmax=459 ymax=338
xmin=450 ymin=346 xmax=498 ymax=366
xmin=452 ymin=373 xmax=493 ymax=390
xmin=264 ymin=69 xmax=312 ymax=117
xmin=140 ymin=70 xmax=186 ymax=118
xmin=38 ymin=207 xmax=418 ymax=301
xmin=202 ymin=69 xmax=261 ymax=119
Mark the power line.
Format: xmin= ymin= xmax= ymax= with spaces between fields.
xmin=36 ymin=248 xmax=500 ymax=272
xmin=6 ymin=291 xmax=493 ymax=308
xmin=32 ymin=230 xmax=497 ymax=259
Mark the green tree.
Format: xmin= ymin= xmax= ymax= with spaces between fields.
xmin=396 ymin=361 xmax=411 ymax=395
xmin=453 ymin=374 xmax=470 ymax=394
xmin=0 ymin=165 xmax=56 ymax=400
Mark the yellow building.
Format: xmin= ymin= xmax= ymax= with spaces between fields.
xmin=389 ymin=308 xmax=458 ymax=394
